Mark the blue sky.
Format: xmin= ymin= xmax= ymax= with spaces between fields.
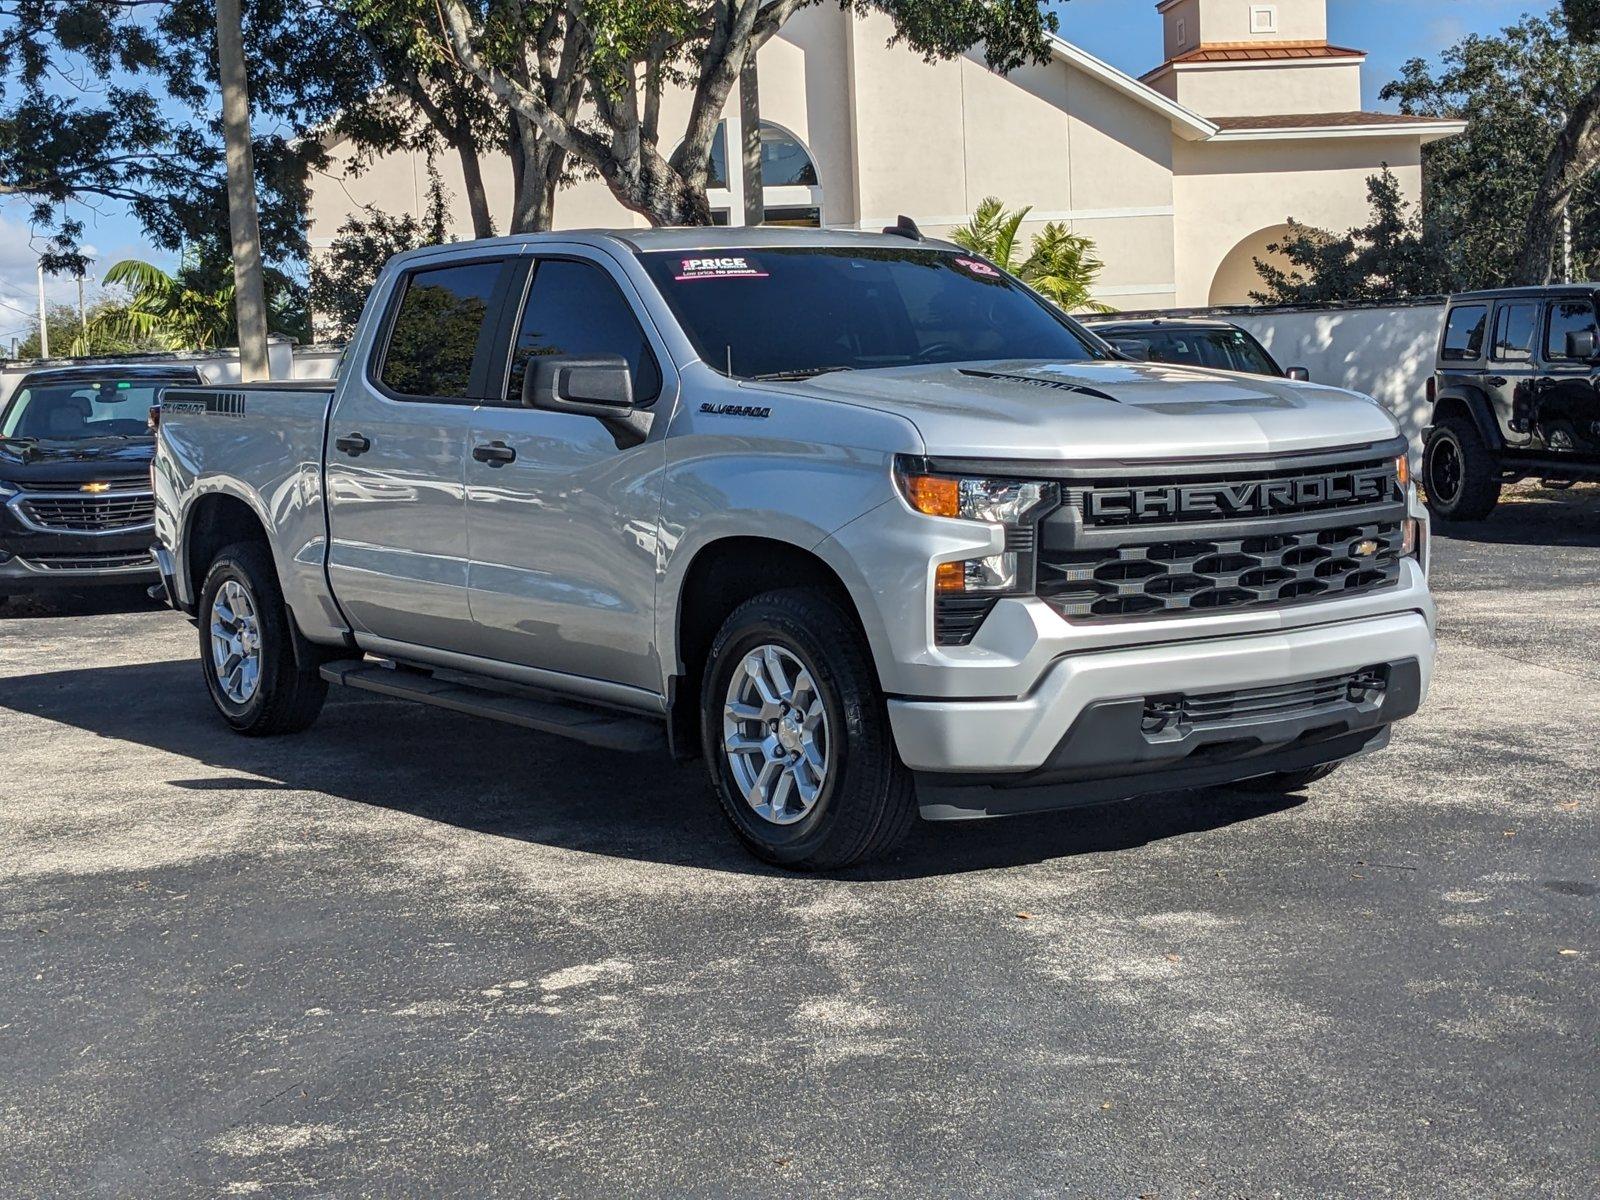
xmin=0 ymin=1 xmax=1562 ymax=347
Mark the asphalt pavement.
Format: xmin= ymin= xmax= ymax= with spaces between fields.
xmin=1 ymin=490 xmax=1596 ymax=1198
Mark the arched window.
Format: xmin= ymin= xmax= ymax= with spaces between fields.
xmin=698 ymin=119 xmax=823 ymax=227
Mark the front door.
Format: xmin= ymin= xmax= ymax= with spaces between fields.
xmin=463 ymin=253 xmax=671 ymax=694
xmin=326 ymin=253 xmax=516 ymax=652
xmin=1533 ymin=297 xmax=1600 ymax=456
xmin=1486 ymin=299 xmax=1542 ymax=447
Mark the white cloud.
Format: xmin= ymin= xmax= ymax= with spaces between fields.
xmin=0 ymin=211 xmax=166 ymax=344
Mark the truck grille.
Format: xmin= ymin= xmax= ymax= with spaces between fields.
xmin=1033 ymin=442 xmax=1407 ymax=622
xmin=17 ymin=491 xmax=155 ymax=532
xmin=1040 ymin=520 xmax=1404 ymax=619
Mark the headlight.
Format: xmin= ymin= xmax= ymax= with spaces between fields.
xmin=0 ymin=479 xmax=17 ymax=499
xmin=896 ymin=463 xmax=1055 ymax=598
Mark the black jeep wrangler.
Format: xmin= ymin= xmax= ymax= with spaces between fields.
xmin=1423 ymin=285 xmax=1600 ymax=520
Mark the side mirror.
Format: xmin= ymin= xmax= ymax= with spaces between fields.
xmin=525 ymin=354 xmax=635 ymax=416
xmin=1285 ymin=366 xmax=1312 ymax=382
xmin=1565 ymin=330 xmax=1597 ymax=361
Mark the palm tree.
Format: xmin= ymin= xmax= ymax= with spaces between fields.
xmin=953 ymin=197 xmax=1115 ymax=314
xmin=87 ymin=260 xmax=239 ymax=351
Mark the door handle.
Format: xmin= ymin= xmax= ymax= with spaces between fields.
xmin=473 ymin=440 xmax=517 ymax=467
xmin=1485 ymin=377 xmax=1508 ymax=388
xmin=335 ymin=432 xmax=371 ymax=456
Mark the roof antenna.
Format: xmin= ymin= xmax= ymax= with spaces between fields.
xmin=882 ymin=215 xmax=923 ymax=242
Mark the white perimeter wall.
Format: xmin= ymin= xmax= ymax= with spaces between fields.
xmin=1227 ymin=302 xmax=1446 ymax=460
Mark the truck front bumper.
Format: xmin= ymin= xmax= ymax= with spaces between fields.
xmin=891 ymin=611 xmax=1432 ymax=819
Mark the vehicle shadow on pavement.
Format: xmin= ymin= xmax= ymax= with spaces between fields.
xmin=0 ymin=658 xmax=1302 ymax=880
xmin=1431 ymin=489 xmax=1600 ymax=549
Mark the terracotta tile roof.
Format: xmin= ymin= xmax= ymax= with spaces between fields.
xmin=1164 ymin=41 xmax=1367 ymax=66
xmin=1210 ymin=111 xmax=1466 ymax=131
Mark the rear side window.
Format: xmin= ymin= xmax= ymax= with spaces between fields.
xmin=505 ymin=259 xmax=662 ymax=404
xmin=1491 ymin=302 xmax=1540 ymax=363
xmin=379 ymin=261 xmax=506 ymax=399
xmin=1546 ymin=300 xmax=1600 ymax=360
xmin=1441 ymin=305 xmax=1487 ymax=362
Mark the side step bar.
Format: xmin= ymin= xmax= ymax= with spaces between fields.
xmin=320 ymin=659 xmax=665 ymax=753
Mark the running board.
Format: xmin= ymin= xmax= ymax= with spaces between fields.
xmin=320 ymin=660 xmax=665 ymax=753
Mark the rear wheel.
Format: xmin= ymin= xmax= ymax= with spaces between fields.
xmin=1234 ymin=762 xmax=1342 ymax=794
xmin=1423 ymin=415 xmax=1501 ymax=521
xmin=198 ymin=542 xmax=327 ymax=736
xmin=700 ymin=589 xmax=915 ymax=870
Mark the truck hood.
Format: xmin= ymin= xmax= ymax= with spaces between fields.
xmin=0 ymin=436 xmax=155 ymax=484
xmin=748 ymin=360 xmax=1400 ymax=460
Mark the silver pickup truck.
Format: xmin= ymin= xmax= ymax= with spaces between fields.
xmin=153 ymin=227 xmax=1435 ymax=869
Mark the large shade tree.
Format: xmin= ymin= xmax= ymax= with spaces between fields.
xmin=1384 ymin=2 xmax=1600 ymax=288
xmin=433 ymin=0 xmax=1061 ymax=227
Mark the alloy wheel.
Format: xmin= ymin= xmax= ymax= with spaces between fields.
xmin=722 ymin=644 xmax=831 ymax=826
xmin=210 ymin=578 xmax=263 ymax=704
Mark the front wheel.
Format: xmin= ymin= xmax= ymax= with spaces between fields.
xmin=700 ymin=589 xmax=915 ymax=870
xmin=198 ymin=542 xmax=327 ymax=736
xmin=1423 ymin=416 xmax=1501 ymax=521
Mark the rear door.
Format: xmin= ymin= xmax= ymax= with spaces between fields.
xmin=325 ymin=252 xmax=517 ymax=652
xmin=1486 ymin=299 xmax=1542 ymax=447
xmin=461 ymin=250 xmax=672 ymax=694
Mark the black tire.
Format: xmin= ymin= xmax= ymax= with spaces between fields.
xmin=1233 ymin=761 xmax=1342 ymax=794
xmin=1423 ymin=415 xmax=1501 ymax=521
xmin=700 ymin=588 xmax=916 ymax=870
xmin=197 ymin=541 xmax=327 ymax=736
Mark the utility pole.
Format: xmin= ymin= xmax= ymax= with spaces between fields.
xmin=216 ymin=0 xmax=271 ymax=380
xmin=36 ymin=263 xmax=49 ymax=359
xmin=740 ymin=55 xmax=764 ymax=228
xmin=77 ymin=272 xmax=87 ymax=353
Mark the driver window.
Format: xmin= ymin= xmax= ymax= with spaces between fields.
xmin=507 ymin=259 xmax=662 ymax=404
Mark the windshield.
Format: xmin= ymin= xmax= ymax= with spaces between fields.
xmin=639 ymin=246 xmax=1110 ymax=379
xmin=1111 ymin=327 xmax=1281 ymax=376
xmin=0 ymin=379 xmax=167 ymax=441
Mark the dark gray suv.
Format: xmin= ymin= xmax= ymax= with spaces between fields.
xmin=1423 ymin=285 xmax=1600 ymax=520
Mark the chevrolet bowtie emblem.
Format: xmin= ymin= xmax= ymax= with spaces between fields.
xmin=1355 ymin=539 xmax=1380 ymax=557
xmin=81 ymin=482 xmax=112 ymax=494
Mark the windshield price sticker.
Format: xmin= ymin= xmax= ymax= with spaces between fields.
xmin=675 ymin=256 xmax=769 ymax=281
xmin=954 ymin=257 xmax=1001 ymax=278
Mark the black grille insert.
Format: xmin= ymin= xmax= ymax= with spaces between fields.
xmin=1041 ymin=521 xmax=1403 ymax=619
xmin=1143 ymin=667 xmax=1389 ymax=737
xmin=17 ymin=492 xmax=155 ymax=532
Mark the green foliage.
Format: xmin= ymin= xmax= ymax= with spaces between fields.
xmin=309 ymin=162 xmax=455 ymax=341
xmin=952 ymin=197 xmax=1113 ymax=313
xmin=1251 ymin=168 xmax=1453 ymax=305
xmin=82 ymin=250 xmax=304 ymax=352
xmin=11 ymin=298 xmax=165 ymax=359
xmin=1381 ymin=6 xmax=1600 ymax=287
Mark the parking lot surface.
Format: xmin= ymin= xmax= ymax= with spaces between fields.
xmin=2 ymin=494 xmax=1597 ymax=1198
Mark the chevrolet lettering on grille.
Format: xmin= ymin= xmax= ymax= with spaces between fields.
xmin=1086 ymin=465 xmax=1395 ymax=523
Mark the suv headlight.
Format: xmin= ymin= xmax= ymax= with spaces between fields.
xmin=896 ymin=462 xmax=1056 ymax=603
xmin=0 ymin=479 xmax=17 ymax=499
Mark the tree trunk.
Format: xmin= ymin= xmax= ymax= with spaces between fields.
xmin=1516 ymin=81 xmax=1600 ymax=285
xmin=215 ymin=0 xmax=270 ymax=380
xmin=455 ymin=137 xmax=495 ymax=239
xmin=508 ymin=114 xmax=566 ymax=233
xmin=740 ymin=56 xmax=763 ymax=227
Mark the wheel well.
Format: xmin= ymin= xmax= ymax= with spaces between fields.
xmin=669 ymin=537 xmax=857 ymax=761
xmin=1430 ymin=392 xmax=1500 ymax=449
xmin=185 ymin=494 xmax=270 ymax=599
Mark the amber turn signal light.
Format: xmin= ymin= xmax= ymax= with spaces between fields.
xmin=1395 ymin=454 xmax=1411 ymax=488
xmin=902 ymin=473 xmax=960 ymax=518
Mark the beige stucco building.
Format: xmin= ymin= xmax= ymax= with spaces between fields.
xmin=306 ymin=0 xmax=1464 ymax=310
